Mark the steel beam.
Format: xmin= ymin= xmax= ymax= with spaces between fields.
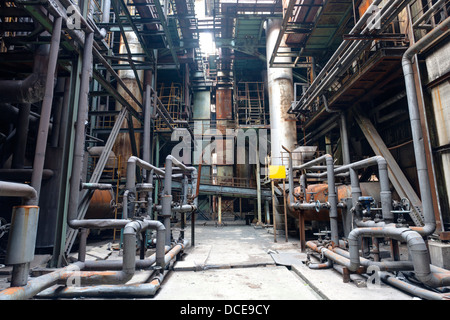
xmin=353 ymin=108 xmax=424 ymax=226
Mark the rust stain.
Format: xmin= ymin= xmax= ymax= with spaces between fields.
xmin=0 ymin=286 xmax=25 ymax=296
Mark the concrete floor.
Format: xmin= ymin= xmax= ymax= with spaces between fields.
xmin=153 ymin=223 xmax=414 ymax=300
xmin=0 ymin=222 xmax=417 ymax=300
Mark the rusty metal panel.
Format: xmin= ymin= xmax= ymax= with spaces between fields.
xmin=216 ymin=88 xmax=233 ymax=119
xmin=217 ymin=165 xmax=234 ymax=185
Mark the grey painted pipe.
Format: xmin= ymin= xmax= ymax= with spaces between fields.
xmin=67 ymin=30 xmax=95 ymax=229
xmin=332 ymin=246 xmax=414 ymax=271
xmin=307 ymin=240 xmax=413 ymax=272
xmin=35 ymin=241 xmax=188 ymax=299
xmin=379 ymin=271 xmax=450 ymax=300
xmin=401 ymin=16 xmax=450 ymax=236
xmin=154 ymin=204 xmax=197 ymax=213
xmin=0 ymin=261 xmax=85 ymax=300
xmin=162 ymin=155 xmax=197 ymax=245
xmin=347 ymin=226 xmax=450 ymax=287
xmin=82 ymin=245 xmax=171 ymax=270
xmin=334 ymin=156 xmax=393 ymax=223
xmin=30 ymin=17 xmax=63 ymax=202
xmin=289 ymin=154 xmax=339 ymax=245
xmin=0 ymin=181 xmax=38 ymax=204
xmin=126 ymin=156 xmax=165 ymax=192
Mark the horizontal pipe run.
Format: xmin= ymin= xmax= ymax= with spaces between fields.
xmin=0 ymin=262 xmax=85 ymax=300
xmin=347 ymin=227 xmax=450 ymax=288
xmin=154 ymin=204 xmax=197 ymax=213
xmin=0 ymin=181 xmax=38 ymax=205
xmin=307 ymin=259 xmax=333 ymax=270
xmin=36 ymin=276 xmax=163 ymax=299
xmin=82 ymin=183 xmax=113 ymax=190
xmin=332 ymin=247 xmax=415 ymax=271
xmin=126 ymin=156 xmax=165 ymax=192
xmin=82 ymin=246 xmax=172 ymax=270
xmin=0 ymin=219 xmax=167 ymax=299
xmin=34 ymin=241 xmax=188 ymax=299
xmin=379 ymin=272 xmax=450 ymax=300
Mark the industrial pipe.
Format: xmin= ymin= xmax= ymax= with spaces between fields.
xmin=0 ymin=181 xmax=39 ymax=287
xmin=401 ymin=16 xmax=450 ymax=237
xmin=0 ymin=262 xmax=85 ymax=300
xmin=30 ymin=16 xmax=63 ymax=201
xmin=0 ymin=218 xmax=167 ymax=299
xmin=34 ymin=240 xmax=188 ymax=299
xmin=66 ymin=30 xmax=95 ymax=230
xmin=346 ymin=226 xmax=450 ymax=288
xmin=161 ymin=155 xmax=197 ymax=245
xmin=334 ymin=156 xmax=393 ymax=223
xmin=288 ymin=154 xmax=339 ymax=246
xmin=0 ymin=181 xmax=38 ymax=204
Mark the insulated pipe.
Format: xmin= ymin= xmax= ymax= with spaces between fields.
xmin=401 ymin=16 xmax=450 ymax=236
xmin=0 ymin=222 xmax=164 ymax=299
xmin=0 ymin=218 xmax=167 ymax=299
xmin=82 ymin=245 xmax=171 ymax=270
xmin=289 ymin=154 xmax=339 ymax=246
xmin=325 ymin=155 xmax=339 ymax=246
xmin=332 ymin=246 xmax=414 ymax=271
xmin=126 ymin=156 xmax=165 ymax=192
xmin=339 ymin=112 xmax=351 ymax=165
xmin=334 ymin=156 xmax=393 ymax=223
xmin=162 ymin=155 xmax=197 ymax=245
xmin=34 ymin=240 xmax=188 ymax=299
xmin=347 ymin=226 xmax=450 ymax=287
xmin=67 ymin=31 xmax=95 ymax=229
xmin=307 ymin=240 xmax=413 ymax=272
xmin=30 ymin=16 xmax=63 ymax=201
xmin=379 ymin=272 xmax=450 ymax=300
xmin=0 ymin=181 xmax=38 ymax=204
xmin=0 ymin=181 xmax=39 ymax=287
xmin=0 ymin=262 xmax=85 ymax=300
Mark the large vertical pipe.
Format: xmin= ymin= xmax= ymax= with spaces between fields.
xmin=30 ymin=16 xmax=62 ymax=200
xmin=67 ymin=31 xmax=95 ymax=226
xmin=9 ymin=17 xmax=61 ymax=287
xmin=401 ymin=16 xmax=450 ymax=236
xmin=143 ymin=70 xmax=152 ymax=175
xmin=256 ymin=144 xmax=262 ymax=223
xmin=339 ymin=112 xmax=350 ymax=165
xmin=325 ymin=155 xmax=339 ymax=246
xmin=265 ymin=19 xmax=297 ymax=165
xmin=266 ymin=19 xmax=297 ymax=232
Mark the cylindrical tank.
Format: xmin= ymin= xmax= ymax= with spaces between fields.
xmin=293 ymin=182 xmax=381 ymax=221
xmin=85 ymin=189 xmax=115 ymax=220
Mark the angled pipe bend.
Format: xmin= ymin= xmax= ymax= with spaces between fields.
xmin=346 ymin=226 xmax=450 ymax=287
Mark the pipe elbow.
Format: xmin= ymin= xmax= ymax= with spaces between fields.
xmin=123 ymin=220 xmax=143 ymax=235
xmin=375 ymin=156 xmax=387 ymax=168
